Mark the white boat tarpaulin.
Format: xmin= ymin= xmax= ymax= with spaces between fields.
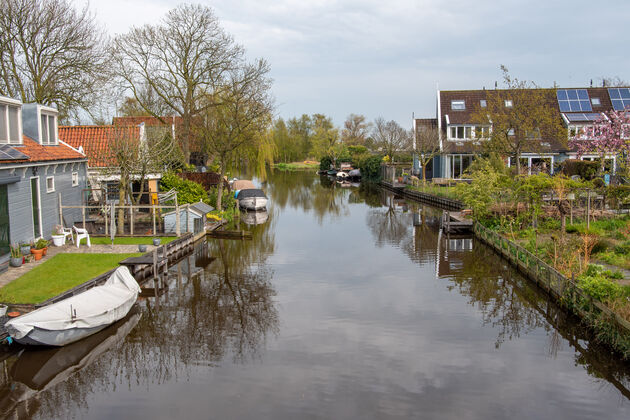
xmin=6 ymin=266 xmax=141 ymax=340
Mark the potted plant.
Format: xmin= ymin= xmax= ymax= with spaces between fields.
xmin=138 ymin=244 xmax=148 ymax=252
xmin=152 ymin=238 xmax=161 ymax=246
xmin=9 ymin=244 xmax=22 ymax=267
xmin=31 ymin=238 xmax=48 ymax=261
xmin=51 ymin=225 xmax=65 ymax=246
xmin=20 ymin=242 xmax=31 ymax=256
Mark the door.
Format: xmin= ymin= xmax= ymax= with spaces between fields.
xmin=31 ymin=177 xmax=42 ymax=238
xmin=0 ymin=185 xmax=9 ymax=256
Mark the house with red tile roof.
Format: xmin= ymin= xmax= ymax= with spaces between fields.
xmin=415 ymin=86 xmax=626 ymax=180
xmin=0 ymin=95 xmax=88 ymax=269
xmin=58 ymin=123 xmax=163 ymax=204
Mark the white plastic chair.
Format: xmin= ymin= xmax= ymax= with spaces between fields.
xmin=73 ymin=225 xmax=91 ymax=248
xmin=62 ymin=226 xmax=73 ymax=244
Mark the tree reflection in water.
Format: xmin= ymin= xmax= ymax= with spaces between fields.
xmin=373 ymin=192 xmax=630 ymax=399
xmin=0 ymin=230 xmax=279 ymax=419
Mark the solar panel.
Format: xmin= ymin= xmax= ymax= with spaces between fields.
xmin=557 ymin=89 xmax=592 ymax=112
xmin=608 ymin=88 xmax=630 ymax=110
xmin=564 ymin=113 xmax=605 ymax=123
xmin=0 ymin=144 xmax=28 ymax=161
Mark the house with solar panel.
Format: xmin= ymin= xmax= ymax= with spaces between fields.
xmin=0 ymin=95 xmax=88 ymax=270
xmin=414 ymin=86 xmax=628 ymax=180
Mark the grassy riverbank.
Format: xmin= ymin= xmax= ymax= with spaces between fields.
xmin=273 ymin=161 xmax=319 ymax=171
xmin=0 ymin=253 xmax=140 ymax=304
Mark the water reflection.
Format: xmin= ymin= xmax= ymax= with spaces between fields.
xmin=379 ymin=191 xmax=630 ymax=400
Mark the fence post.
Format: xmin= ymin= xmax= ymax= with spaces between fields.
xmin=82 ymin=205 xmax=86 ymax=229
xmin=175 ymin=196 xmax=181 ymax=237
xmin=130 ymin=206 xmax=134 ymax=236
xmin=152 ymin=203 xmax=157 ymax=236
xmin=104 ymin=204 xmax=108 ymax=236
xmin=58 ymin=193 xmax=63 ymax=225
xmin=587 ymin=189 xmax=591 ymax=230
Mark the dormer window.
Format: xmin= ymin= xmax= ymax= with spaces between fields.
xmin=40 ymin=112 xmax=57 ymax=145
xmin=480 ymin=100 xmax=487 ymax=108
xmin=451 ymin=100 xmax=465 ymax=110
xmin=0 ymin=99 xmax=22 ymax=145
xmin=504 ymin=100 xmax=513 ymax=108
xmin=591 ymin=97 xmax=601 ymax=106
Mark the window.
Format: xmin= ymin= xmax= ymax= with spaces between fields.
xmin=508 ymin=128 xmax=515 ymax=136
xmin=475 ymin=126 xmax=490 ymax=138
xmin=451 ymin=100 xmax=465 ymax=110
xmin=46 ymin=176 xmax=55 ymax=193
xmin=480 ymin=100 xmax=487 ymax=108
xmin=0 ymin=103 xmax=21 ymax=144
xmin=40 ymin=113 xmax=57 ymax=145
xmin=591 ymin=97 xmax=601 ymax=106
xmin=72 ymin=172 xmax=79 ymax=187
xmin=504 ymin=100 xmax=513 ymax=108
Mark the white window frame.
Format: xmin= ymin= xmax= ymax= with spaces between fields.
xmin=451 ymin=100 xmax=465 ymax=111
xmin=46 ymin=176 xmax=55 ymax=193
xmin=72 ymin=171 xmax=79 ymax=187
xmin=0 ymin=98 xmax=23 ymax=145
xmin=591 ymin=97 xmax=601 ymax=106
xmin=504 ymin=100 xmax=513 ymax=108
xmin=449 ymin=125 xmax=491 ymax=141
xmin=480 ymin=100 xmax=487 ymax=108
xmin=40 ymin=112 xmax=58 ymax=145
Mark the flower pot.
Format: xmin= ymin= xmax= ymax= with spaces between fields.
xmin=51 ymin=235 xmax=65 ymax=246
xmin=42 ymin=247 xmax=48 ymax=256
xmin=31 ymin=248 xmax=44 ymax=261
xmin=10 ymin=257 xmax=22 ymax=267
xmin=0 ymin=304 xmax=7 ymax=316
xmin=152 ymin=238 xmax=161 ymax=246
xmin=20 ymin=245 xmax=31 ymax=255
xmin=138 ymin=244 xmax=148 ymax=252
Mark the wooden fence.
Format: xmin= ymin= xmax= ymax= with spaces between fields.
xmin=474 ymin=222 xmax=630 ymax=335
xmin=59 ymin=193 xmax=196 ymax=237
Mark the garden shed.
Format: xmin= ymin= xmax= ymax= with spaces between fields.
xmin=163 ymin=201 xmax=214 ymax=234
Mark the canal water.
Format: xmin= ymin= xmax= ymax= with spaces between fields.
xmin=1 ymin=171 xmax=629 ymax=419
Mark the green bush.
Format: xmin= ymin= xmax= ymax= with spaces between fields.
xmin=578 ymin=272 xmax=624 ymax=302
xmin=320 ymin=156 xmax=333 ymax=171
xmin=359 ymin=155 xmax=383 ymax=181
xmin=560 ymin=159 xmax=599 ymax=180
xmin=159 ymin=171 xmax=209 ymax=204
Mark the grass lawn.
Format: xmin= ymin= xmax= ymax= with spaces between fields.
xmin=0 ymin=253 xmax=140 ymax=304
xmin=273 ymin=161 xmax=319 ymax=171
xmin=89 ymin=236 xmax=177 ymax=245
xmin=406 ymin=184 xmax=460 ymax=201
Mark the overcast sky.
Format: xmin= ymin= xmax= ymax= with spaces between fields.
xmin=82 ymin=0 xmax=630 ymax=128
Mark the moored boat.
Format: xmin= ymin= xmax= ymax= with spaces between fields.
xmin=5 ymin=266 xmax=141 ymax=346
xmin=236 ymin=188 xmax=268 ymax=211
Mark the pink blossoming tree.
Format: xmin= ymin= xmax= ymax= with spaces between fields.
xmin=569 ymin=109 xmax=630 ymax=174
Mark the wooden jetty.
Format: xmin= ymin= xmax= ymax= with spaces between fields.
xmin=379 ymin=181 xmax=463 ymax=211
xmin=441 ymin=211 xmax=473 ymax=234
xmin=207 ymin=229 xmax=253 ymax=240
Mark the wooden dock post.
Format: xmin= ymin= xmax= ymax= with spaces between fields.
xmin=104 ymin=204 xmax=108 ymax=236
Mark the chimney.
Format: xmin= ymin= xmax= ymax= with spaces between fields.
xmin=590 ymin=79 xmax=593 ymax=87
xmin=494 ymin=81 xmax=497 ymax=89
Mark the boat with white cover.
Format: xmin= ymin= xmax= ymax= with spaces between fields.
xmin=237 ymin=189 xmax=268 ymax=211
xmin=5 ymin=266 xmax=141 ymax=346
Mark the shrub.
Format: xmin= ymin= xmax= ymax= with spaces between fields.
xmin=159 ymin=171 xmax=209 ymax=204
xmin=319 ymin=156 xmax=333 ymax=171
xmin=578 ymin=266 xmax=625 ymax=302
xmin=560 ymin=159 xmax=599 ymax=180
xmin=359 ymin=155 xmax=383 ymax=181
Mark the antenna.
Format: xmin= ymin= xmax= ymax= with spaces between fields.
xmin=590 ymin=79 xmax=593 ymax=87
xmin=494 ymin=81 xmax=497 ymax=89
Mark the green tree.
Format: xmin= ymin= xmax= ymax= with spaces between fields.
xmin=196 ymin=60 xmax=274 ymax=210
xmin=287 ymin=114 xmax=313 ymax=159
xmin=472 ymin=66 xmax=567 ymax=175
xmin=310 ymin=114 xmax=339 ymax=161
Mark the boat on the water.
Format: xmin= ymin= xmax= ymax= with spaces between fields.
xmin=236 ymin=188 xmax=268 ymax=211
xmin=336 ymin=171 xmax=348 ymax=179
xmin=5 ymin=266 xmax=141 ymax=346
xmin=326 ymin=169 xmax=337 ymax=176
xmin=348 ymin=169 xmax=361 ymax=180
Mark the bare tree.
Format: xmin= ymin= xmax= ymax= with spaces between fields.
xmin=341 ymin=114 xmax=371 ymax=145
xmin=195 ymin=60 xmax=274 ymax=210
xmin=0 ymin=0 xmax=108 ymax=122
xmin=415 ymin=123 xmax=441 ymax=185
xmin=106 ymin=125 xmax=179 ymax=234
xmin=112 ymin=4 xmax=244 ymax=162
xmin=372 ymin=117 xmax=412 ymax=163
